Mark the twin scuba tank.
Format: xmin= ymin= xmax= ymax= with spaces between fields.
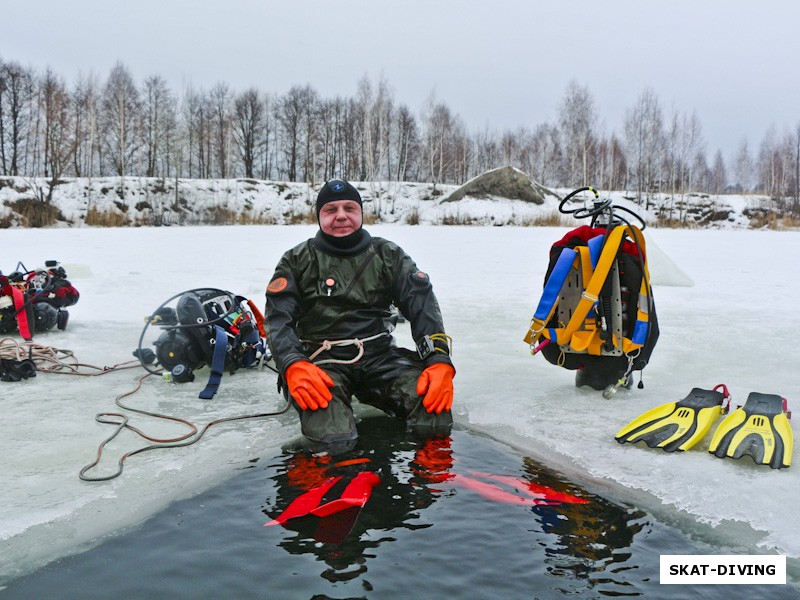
xmin=139 ymin=288 xmax=268 ymax=386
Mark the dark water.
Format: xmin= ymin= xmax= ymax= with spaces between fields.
xmin=2 ymin=417 xmax=796 ymax=600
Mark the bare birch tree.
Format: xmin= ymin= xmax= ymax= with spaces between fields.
xmin=100 ymin=62 xmax=141 ymax=177
xmin=623 ymin=87 xmax=664 ymax=204
xmin=558 ymin=80 xmax=597 ymax=186
xmin=232 ymin=87 xmax=265 ymax=178
xmin=711 ymin=149 xmax=727 ymax=195
xmin=209 ymin=83 xmax=232 ymax=178
xmin=0 ymin=60 xmax=35 ymax=175
xmin=421 ymin=96 xmax=459 ymax=188
xmin=530 ymin=122 xmax=561 ymax=186
xmin=38 ymin=68 xmax=73 ymax=200
xmin=278 ymin=85 xmax=314 ymax=182
xmin=181 ymin=87 xmax=212 ymax=178
xmin=71 ymin=73 xmax=99 ymax=177
xmin=731 ymin=139 xmax=753 ymax=193
xmin=141 ymin=75 xmax=176 ymax=178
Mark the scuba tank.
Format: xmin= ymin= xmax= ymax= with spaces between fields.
xmin=136 ymin=288 xmax=271 ymax=398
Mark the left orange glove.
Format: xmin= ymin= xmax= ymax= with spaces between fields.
xmin=416 ymin=363 xmax=455 ymax=414
xmin=285 ymin=361 xmax=334 ymax=411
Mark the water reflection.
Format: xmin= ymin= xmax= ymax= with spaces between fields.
xmin=264 ymin=417 xmax=449 ymax=576
xmin=4 ymin=415 xmax=787 ymax=599
xmin=263 ymin=417 xmax=645 ymax=593
xmin=518 ymin=456 xmax=645 ymax=586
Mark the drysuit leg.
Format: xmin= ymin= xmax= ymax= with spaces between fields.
xmin=294 ymin=366 xmax=359 ymax=455
xmin=353 ymin=348 xmax=453 ymax=436
xmin=388 ymin=369 xmax=453 ymax=436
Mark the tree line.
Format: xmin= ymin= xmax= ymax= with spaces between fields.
xmin=2 ymin=57 xmax=799 ymax=209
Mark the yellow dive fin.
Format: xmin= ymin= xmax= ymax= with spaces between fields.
xmin=615 ymin=386 xmax=729 ymax=452
xmin=709 ymin=392 xmax=793 ymax=469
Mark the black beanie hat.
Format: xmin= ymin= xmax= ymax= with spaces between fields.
xmin=316 ymin=179 xmax=362 ymax=219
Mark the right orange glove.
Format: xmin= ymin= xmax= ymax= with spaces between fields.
xmin=285 ymin=361 xmax=334 ymax=411
xmin=416 ymin=363 xmax=455 ymax=414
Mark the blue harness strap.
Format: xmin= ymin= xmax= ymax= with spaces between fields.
xmin=632 ymin=319 xmax=649 ymax=345
xmin=587 ymin=234 xmax=605 ymax=267
xmin=533 ymin=248 xmax=578 ymax=321
xmin=199 ymin=325 xmax=228 ymax=400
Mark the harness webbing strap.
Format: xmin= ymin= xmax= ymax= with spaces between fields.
xmin=576 ymin=246 xmax=594 ymax=302
xmin=11 ymin=287 xmax=32 ymax=341
xmin=587 ymin=234 xmax=605 ymax=267
xmin=199 ymin=325 xmax=228 ymax=400
xmin=524 ymin=248 xmax=578 ymax=346
xmin=532 ymin=248 xmax=578 ymax=323
xmin=552 ymin=226 xmax=626 ymax=347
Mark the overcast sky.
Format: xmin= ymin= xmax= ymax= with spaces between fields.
xmin=4 ymin=1 xmax=798 ymax=159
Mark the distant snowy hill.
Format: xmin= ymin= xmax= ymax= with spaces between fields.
xmin=0 ymin=168 xmax=783 ymax=229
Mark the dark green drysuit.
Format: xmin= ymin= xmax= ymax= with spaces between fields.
xmin=265 ymin=229 xmax=453 ymax=453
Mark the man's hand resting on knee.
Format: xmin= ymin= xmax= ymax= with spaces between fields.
xmin=286 ymin=361 xmax=334 ymax=410
xmin=416 ymin=363 xmax=455 ymax=414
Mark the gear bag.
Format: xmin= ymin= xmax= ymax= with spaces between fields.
xmin=523 ymin=187 xmax=658 ymax=397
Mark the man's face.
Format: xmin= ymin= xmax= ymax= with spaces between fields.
xmin=318 ymin=199 xmax=363 ymax=237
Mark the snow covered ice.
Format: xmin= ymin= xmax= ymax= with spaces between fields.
xmin=1 ymin=222 xmax=799 ymax=586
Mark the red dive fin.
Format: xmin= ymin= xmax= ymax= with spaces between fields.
xmin=450 ymin=473 xmax=542 ymax=505
xmin=309 ymin=471 xmax=380 ymax=518
xmin=265 ymin=472 xmax=381 ymax=527
xmin=449 ymin=472 xmax=590 ymax=506
xmin=265 ymin=477 xmax=341 ymax=526
xmin=472 ymin=472 xmax=590 ymax=505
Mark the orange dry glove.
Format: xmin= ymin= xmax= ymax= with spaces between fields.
xmin=416 ymin=363 xmax=455 ymax=414
xmin=285 ymin=361 xmax=334 ymax=411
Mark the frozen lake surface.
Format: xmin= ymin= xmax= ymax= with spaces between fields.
xmin=1 ymin=224 xmax=798 ymax=586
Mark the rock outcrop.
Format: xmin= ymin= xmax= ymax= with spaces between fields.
xmin=442 ymin=166 xmax=554 ymax=205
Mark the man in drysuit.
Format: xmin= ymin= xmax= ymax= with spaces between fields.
xmin=265 ymin=179 xmax=454 ymax=455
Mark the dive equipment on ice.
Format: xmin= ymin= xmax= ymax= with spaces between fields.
xmin=136 ymin=288 xmax=271 ymax=399
xmin=523 ymin=187 xmax=658 ymax=398
xmin=0 ymin=356 xmax=37 ymax=381
xmin=708 ymin=392 xmax=793 ymax=469
xmin=615 ymin=385 xmax=730 ymax=452
xmin=0 ymin=260 xmax=78 ymax=339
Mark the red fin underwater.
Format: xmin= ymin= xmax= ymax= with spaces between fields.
xmin=265 ymin=471 xmax=381 ymax=527
xmin=308 ymin=471 xmax=380 ymax=518
xmin=264 ymin=477 xmax=341 ymax=526
xmin=471 ymin=472 xmax=590 ymax=505
xmin=448 ymin=471 xmax=589 ymax=506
